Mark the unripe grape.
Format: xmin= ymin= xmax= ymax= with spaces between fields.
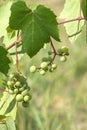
xmin=40 ymin=62 xmax=48 ymax=69
xmin=9 ymin=89 xmax=14 ymax=94
xmin=14 ymin=88 xmax=18 ymax=94
xmin=21 ymin=89 xmax=29 ymax=96
xmin=61 ymin=46 xmax=69 ymax=53
xmin=23 ymin=95 xmax=30 ymax=102
xmin=7 ymin=81 xmax=14 ymax=87
xmin=30 ymin=65 xmax=36 ymax=73
xmin=42 ymin=57 xmax=48 ymax=62
xmin=40 ymin=69 xmax=46 ymax=75
xmin=60 ymin=56 xmax=67 ymax=62
xmin=15 ymin=81 xmax=21 ymax=87
xmin=48 ymin=50 xmax=53 ymax=55
xmin=49 ymin=68 xmax=54 ymax=72
xmin=57 ymin=48 xmax=63 ymax=55
xmin=16 ymin=94 xmax=23 ymax=102
xmin=51 ymin=63 xmax=57 ymax=69
xmin=47 ymin=56 xmax=52 ymax=61
xmin=19 ymin=87 xmax=25 ymax=92
xmin=9 ymin=74 xmax=14 ymax=80
xmin=22 ymin=101 xmax=29 ymax=107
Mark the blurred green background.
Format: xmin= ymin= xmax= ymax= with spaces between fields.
xmin=0 ymin=0 xmax=87 ymax=130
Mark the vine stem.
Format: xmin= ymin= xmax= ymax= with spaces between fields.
xmin=48 ymin=37 xmax=57 ymax=65
xmin=58 ymin=17 xmax=84 ymax=25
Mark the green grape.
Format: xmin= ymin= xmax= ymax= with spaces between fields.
xmin=14 ymin=88 xmax=18 ymax=94
xmin=22 ymin=101 xmax=29 ymax=107
xmin=30 ymin=65 xmax=36 ymax=73
xmin=49 ymin=67 xmax=54 ymax=72
xmin=21 ymin=89 xmax=29 ymax=96
xmin=48 ymin=50 xmax=53 ymax=55
xmin=7 ymin=81 xmax=14 ymax=87
xmin=47 ymin=56 xmax=52 ymax=61
xmin=40 ymin=69 xmax=46 ymax=75
xmin=51 ymin=63 xmax=57 ymax=70
xmin=9 ymin=74 xmax=14 ymax=80
xmin=23 ymin=95 xmax=30 ymax=102
xmin=40 ymin=62 xmax=48 ymax=69
xmin=15 ymin=81 xmax=21 ymax=87
xmin=60 ymin=56 xmax=67 ymax=62
xmin=42 ymin=57 xmax=48 ymax=62
xmin=16 ymin=94 xmax=23 ymax=102
xmin=57 ymin=48 xmax=63 ymax=55
xmin=9 ymin=89 xmax=14 ymax=94
xmin=61 ymin=46 xmax=69 ymax=53
xmin=19 ymin=87 xmax=25 ymax=92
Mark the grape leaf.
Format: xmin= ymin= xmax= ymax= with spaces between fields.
xmin=0 ymin=46 xmax=11 ymax=75
xmin=9 ymin=1 xmax=60 ymax=57
xmin=82 ymin=0 xmax=87 ymax=20
xmin=59 ymin=0 xmax=84 ymax=42
xmin=0 ymin=116 xmax=16 ymax=130
xmin=0 ymin=93 xmax=17 ymax=120
xmin=5 ymin=116 xmax=16 ymax=130
xmin=6 ymin=26 xmax=16 ymax=39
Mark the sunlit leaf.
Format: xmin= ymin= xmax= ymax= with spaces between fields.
xmin=9 ymin=1 xmax=60 ymax=57
xmin=59 ymin=0 xmax=84 ymax=42
xmin=0 ymin=46 xmax=11 ymax=75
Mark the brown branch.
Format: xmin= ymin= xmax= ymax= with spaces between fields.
xmin=6 ymin=40 xmax=19 ymax=50
xmin=48 ymin=38 xmax=57 ymax=65
xmin=58 ymin=17 xmax=84 ymax=25
xmin=6 ymin=31 xmax=21 ymax=50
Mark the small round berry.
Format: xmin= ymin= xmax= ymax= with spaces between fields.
xmin=15 ymin=81 xmax=21 ymax=87
xmin=51 ymin=63 xmax=57 ymax=70
xmin=16 ymin=94 xmax=23 ymax=102
xmin=9 ymin=89 xmax=14 ymax=94
xmin=24 ymin=95 xmax=30 ymax=102
xmin=7 ymin=81 xmax=14 ymax=87
xmin=61 ymin=46 xmax=69 ymax=53
xmin=40 ymin=62 xmax=48 ymax=69
xmin=42 ymin=57 xmax=48 ymax=62
xmin=57 ymin=48 xmax=63 ymax=55
xmin=40 ymin=69 xmax=46 ymax=75
xmin=48 ymin=50 xmax=53 ymax=55
xmin=47 ymin=56 xmax=52 ymax=61
xmin=49 ymin=68 xmax=54 ymax=72
xmin=22 ymin=101 xmax=29 ymax=107
xmin=21 ymin=89 xmax=29 ymax=96
xmin=14 ymin=88 xmax=19 ymax=94
xmin=60 ymin=56 xmax=67 ymax=62
xmin=30 ymin=65 xmax=36 ymax=73
xmin=9 ymin=74 xmax=14 ymax=80
xmin=19 ymin=87 xmax=25 ymax=92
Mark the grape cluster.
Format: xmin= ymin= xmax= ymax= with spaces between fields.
xmin=29 ymin=46 xmax=69 ymax=75
xmin=7 ymin=72 xmax=31 ymax=107
xmin=57 ymin=46 xmax=69 ymax=62
xmin=30 ymin=62 xmax=57 ymax=75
